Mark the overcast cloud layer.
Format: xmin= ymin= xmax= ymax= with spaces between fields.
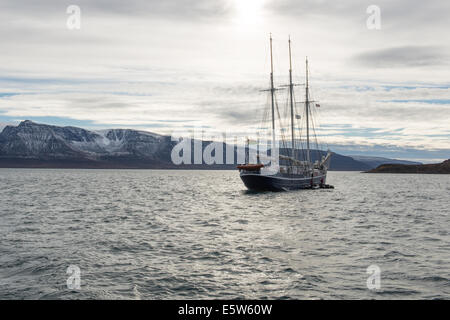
xmin=0 ymin=0 xmax=449 ymax=161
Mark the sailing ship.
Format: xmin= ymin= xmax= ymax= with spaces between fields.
xmin=237 ymin=35 xmax=332 ymax=191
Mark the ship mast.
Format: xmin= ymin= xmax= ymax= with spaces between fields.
xmin=305 ymin=57 xmax=311 ymax=166
xmin=288 ymin=36 xmax=295 ymax=160
xmin=270 ymin=34 xmax=276 ymax=158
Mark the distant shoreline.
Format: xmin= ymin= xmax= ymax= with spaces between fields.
xmin=0 ymin=120 xmax=426 ymax=172
xmin=0 ymin=161 xmax=359 ymax=171
xmin=366 ymin=159 xmax=450 ymax=174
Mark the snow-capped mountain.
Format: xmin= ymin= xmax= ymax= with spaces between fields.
xmin=0 ymin=120 xmax=172 ymax=167
xmin=0 ymin=120 xmax=416 ymax=170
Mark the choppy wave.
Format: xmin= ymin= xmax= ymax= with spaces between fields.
xmin=0 ymin=169 xmax=449 ymax=299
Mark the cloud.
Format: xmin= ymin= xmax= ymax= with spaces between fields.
xmin=267 ymin=0 xmax=450 ymax=27
xmin=0 ymin=0 xmax=449 ymax=160
xmin=354 ymin=46 xmax=449 ymax=68
xmin=267 ymin=0 xmax=366 ymax=19
xmin=0 ymin=0 xmax=231 ymax=21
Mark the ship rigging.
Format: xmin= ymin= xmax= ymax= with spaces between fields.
xmin=237 ymin=35 xmax=333 ymax=191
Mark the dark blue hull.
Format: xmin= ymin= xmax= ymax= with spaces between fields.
xmin=240 ymin=172 xmax=326 ymax=191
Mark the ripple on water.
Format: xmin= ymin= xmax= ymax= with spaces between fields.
xmin=0 ymin=169 xmax=448 ymax=299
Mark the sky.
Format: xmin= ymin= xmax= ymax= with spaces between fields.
xmin=0 ymin=0 xmax=449 ymax=162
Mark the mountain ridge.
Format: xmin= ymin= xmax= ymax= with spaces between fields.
xmin=348 ymin=155 xmax=421 ymax=167
xmin=0 ymin=120 xmax=412 ymax=170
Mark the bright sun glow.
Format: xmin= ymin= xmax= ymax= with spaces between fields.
xmin=233 ymin=0 xmax=265 ymax=26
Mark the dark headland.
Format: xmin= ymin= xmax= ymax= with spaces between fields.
xmin=367 ymin=159 xmax=450 ymax=174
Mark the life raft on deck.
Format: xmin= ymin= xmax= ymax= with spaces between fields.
xmin=237 ymin=164 xmax=265 ymax=171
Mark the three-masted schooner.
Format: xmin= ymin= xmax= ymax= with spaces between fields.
xmin=237 ymin=35 xmax=332 ymax=191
